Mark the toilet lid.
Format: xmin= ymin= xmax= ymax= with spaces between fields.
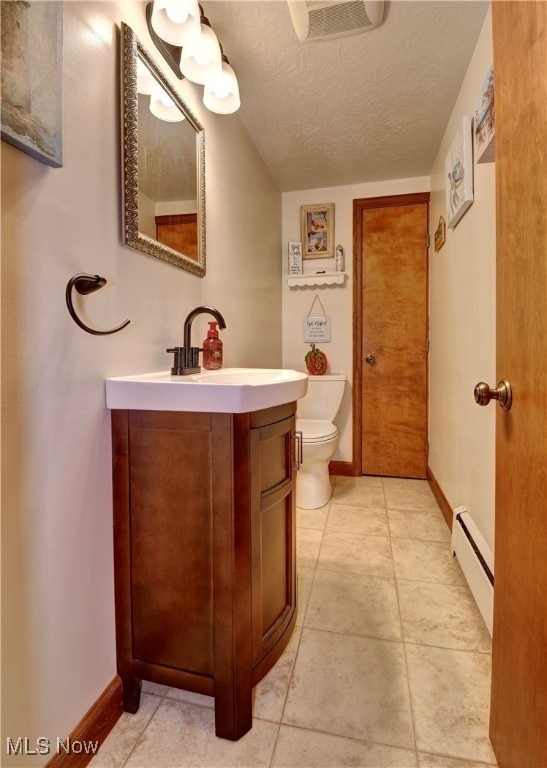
xmin=297 ymin=419 xmax=338 ymax=443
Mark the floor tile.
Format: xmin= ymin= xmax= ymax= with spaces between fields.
xmin=383 ymin=479 xmax=439 ymax=511
xmin=296 ymin=567 xmax=315 ymax=626
xmin=253 ymin=625 xmax=302 ymax=722
xmin=418 ymin=753 xmax=497 ymax=767
xmin=326 ymin=504 xmax=389 ymax=537
xmin=142 ymin=681 xmax=169 ymax=697
xmin=387 ymin=508 xmax=451 ymax=543
xmin=283 ymin=628 xmax=414 ymax=749
xmin=297 ymin=527 xmax=323 ymax=569
xmin=96 ymin=478 xmax=498 ymax=767
xmin=125 ymin=699 xmax=277 ymax=767
xmin=305 ymin=569 xmax=402 ymax=641
xmin=406 ymin=644 xmax=496 ymax=764
xmin=391 ymin=537 xmax=466 ymax=585
xmin=318 ymin=530 xmax=394 ymax=578
xmin=297 ymin=503 xmax=330 ymax=530
xmin=335 ymin=475 xmax=384 ymax=487
xmin=164 ymin=687 xmax=214 ymax=708
xmin=398 ymin=580 xmax=491 ymax=652
xmin=272 ymin=725 xmax=418 ymax=767
xmin=331 ymin=480 xmax=386 ymax=508
xmin=90 ymin=694 xmax=161 ymax=768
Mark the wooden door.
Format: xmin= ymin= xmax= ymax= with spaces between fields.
xmin=489 ymin=4 xmax=547 ymax=767
xmin=354 ymin=194 xmax=429 ymax=478
xmin=155 ymin=213 xmax=198 ymax=260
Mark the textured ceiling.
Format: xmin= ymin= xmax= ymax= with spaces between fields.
xmin=204 ymin=0 xmax=489 ymax=191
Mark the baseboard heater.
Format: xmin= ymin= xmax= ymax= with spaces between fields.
xmin=450 ymin=506 xmax=494 ymax=636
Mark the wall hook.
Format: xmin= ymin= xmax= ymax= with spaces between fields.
xmin=66 ymin=274 xmax=130 ymax=336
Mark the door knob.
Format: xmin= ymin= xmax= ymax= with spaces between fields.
xmin=474 ymin=380 xmax=512 ymax=411
xmin=365 ymin=354 xmax=376 ymax=365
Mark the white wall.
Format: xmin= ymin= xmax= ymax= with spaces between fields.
xmin=0 ymin=2 xmax=280 ymax=764
xmin=282 ymin=177 xmax=429 ymax=462
xmin=156 ymin=200 xmax=197 ymax=215
xmin=428 ymin=7 xmax=496 ymax=551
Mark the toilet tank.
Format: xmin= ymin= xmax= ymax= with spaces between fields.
xmin=297 ymin=374 xmax=346 ymax=421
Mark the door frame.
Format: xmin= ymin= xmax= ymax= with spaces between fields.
xmin=352 ymin=192 xmax=430 ymax=476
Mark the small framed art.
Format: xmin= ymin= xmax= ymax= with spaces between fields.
xmin=434 ymin=216 xmax=446 ymax=252
xmin=445 ymin=116 xmax=474 ymax=229
xmin=475 ymin=64 xmax=495 ymax=164
xmin=301 ymin=203 xmax=335 ymax=259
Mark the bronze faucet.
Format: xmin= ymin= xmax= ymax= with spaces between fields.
xmin=167 ymin=306 xmax=227 ymax=375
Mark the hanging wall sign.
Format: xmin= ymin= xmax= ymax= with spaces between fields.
xmin=303 ymin=315 xmax=331 ymax=342
xmin=304 ymin=293 xmax=331 ymax=342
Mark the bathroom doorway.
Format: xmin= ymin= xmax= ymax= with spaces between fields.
xmin=352 ymin=193 xmax=429 ymax=478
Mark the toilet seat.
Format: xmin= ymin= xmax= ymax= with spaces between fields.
xmin=297 ymin=418 xmax=338 ymax=444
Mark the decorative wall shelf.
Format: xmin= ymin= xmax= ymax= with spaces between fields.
xmin=287 ymin=272 xmax=347 ymax=288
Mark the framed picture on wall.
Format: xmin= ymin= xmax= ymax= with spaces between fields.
xmin=434 ymin=215 xmax=446 ymax=252
xmin=445 ymin=116 xmax=474 ymax=229
xmin=301 ymin=203 xmax=335 ymax=259
xmin=0 ymin=1 xmax=63 ymax=167
xmin=475 ymin=64 xmax=495 ymax=164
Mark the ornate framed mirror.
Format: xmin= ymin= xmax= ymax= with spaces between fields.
xmin=120 ymin=22 xmax=205 ymax=277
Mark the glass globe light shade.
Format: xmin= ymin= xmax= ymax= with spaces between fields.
xmin=179 ymin=24 xmax=222 ymax=85
xmin=149 ymin=84 xmax=186 ymax=122
xmin=151 ymin=0 xmax=201 ymax=47
xmin=203 ymin=61 xmax=241 ymax=114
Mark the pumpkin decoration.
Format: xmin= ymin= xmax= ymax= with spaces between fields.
xmin=305 ymin=343 xmax=328 ymax=375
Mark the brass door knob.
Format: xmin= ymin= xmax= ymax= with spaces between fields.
xmin=365 ymin=354 xmax=376 ymax=365
xmin=474 ymin=380 xmax=512 ymax=411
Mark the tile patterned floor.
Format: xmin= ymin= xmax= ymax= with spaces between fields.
xmin=91 ymin=477 xmax=497 ymax=768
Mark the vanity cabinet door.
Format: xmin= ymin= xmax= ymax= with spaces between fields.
xmin=249 ymin=414 xmax=297 ymax=669
xmin=118 ymin=411 xmax=215 ymax=676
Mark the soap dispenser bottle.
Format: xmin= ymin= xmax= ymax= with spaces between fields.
xmin=202 ymin=321 xmax=223 ymax=370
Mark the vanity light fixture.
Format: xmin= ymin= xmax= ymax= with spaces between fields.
xmin=149 ymin=83 xmax=186 ymax=122
xmin=203 ymin=54 xmax=240 ymax=115
xmin=179 ymin=20 xmax=221 ymax=85
xmin=150 ymin=0 xmax=201 ymax=47
xmin=146 ymin=0 xmax=240 ymax=114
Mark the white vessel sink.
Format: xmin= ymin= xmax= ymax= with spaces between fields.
xmin=106 ymin=368 xmax=308 ymax=414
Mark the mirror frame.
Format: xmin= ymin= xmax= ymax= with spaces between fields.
xmin=120 ymin=22 xmax=206 ymax=277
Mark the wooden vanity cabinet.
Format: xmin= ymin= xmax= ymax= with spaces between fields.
xmin=111 ymin=402 xmax=297 ymax=740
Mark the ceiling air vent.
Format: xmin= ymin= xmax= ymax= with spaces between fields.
xmin=287 ymin=0 xmax=384 ymax=42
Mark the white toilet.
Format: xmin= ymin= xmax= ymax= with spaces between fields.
xmin=296 ymin=373 xmax=346 ymax=509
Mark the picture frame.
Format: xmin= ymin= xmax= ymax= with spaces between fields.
xmin=475 ymin=64 xmax=495 ymax=164
xmin=301 ymin=203 xmax=335 ymax=259
xmin=434 ymin=215 xmax=446 ymax=252
xmin=0 ymin=1 xmax=63 ymax=168
xmin=445 ymin=116 xmax=474 ymax=229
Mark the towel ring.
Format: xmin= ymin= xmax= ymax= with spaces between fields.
xmin=66 ymin=273 xmax=130 ymax=336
